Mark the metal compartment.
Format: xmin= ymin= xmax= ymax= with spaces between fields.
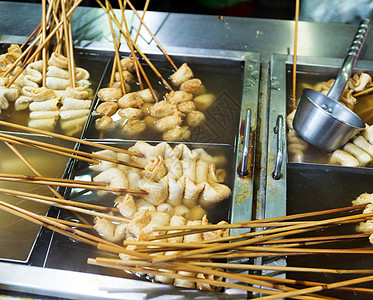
xmin=84 ymin=49 xmax=254 ymax=146
xmin=264 ymin=54 xmax=373 ymax=299
xmin=0 ymin=133 xmax=75 ymax=262
xmin=0 ymin=44 xmax=260 ymax=299
xmin=266 ymin=54 xmax=373 ymax=220
xmin=0 ymin=43 xmax=111 ymax=137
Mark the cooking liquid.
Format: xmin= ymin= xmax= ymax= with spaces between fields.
xmin=286 ymin=69 xmax=373 ymax=165
xmin=85 ymin=55 xmax=244 ymax=145
xmin=0 ymin=136 xmax=72 ymax=262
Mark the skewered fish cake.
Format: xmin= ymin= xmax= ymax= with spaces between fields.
xmin=352 ymin=193 xmax=373 ymax=206
xmin=162 ymin=126 xmax=191 ymax=142
xmin=98 ymin=87 xmax=123 ymax=101
xmin=121 ymin=119 xmax=146 ymax=135
xmin=329 ymin=150 xmax=360 ymax=167
xmin=118 ymin=107 xmax=143 ymax=119
xmin=157 ymin=203 xmax=174 ymax=216
xmin=144 ymin=156 xmax=167 ymax=182
xmin=165 ymin=90 xmax=193 ymax=104
xmin=170 ymin=63 xmax=194 ymax=86
xmin=150 ymin=100 xmax=177 ymax=118
xmin=193 ymin=93 xmax=216 ymax=111
xmin=1 ymin=48 xmax=93 ymax=136
xmin=180 ymin=78 xmax=206 ymax=96
xmin=93 ymin=167 xmax=129 ymax=194
xmin=115 ymin=194 xmax=138 ymax=219
xmin=118 ymin=92 xmax=143 ymax=109
xmin=93 ymin=217 xmax=127 ymax=243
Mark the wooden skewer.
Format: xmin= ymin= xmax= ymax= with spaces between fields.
xmin=244 ymin=273 xmax=373 ymax=296
xmin=5 ymin=141 xmax=93 ymax=227
xmin=151 ymin=218 xmax=363 ymax=243
xmin=155 ymin=204 xmax=367 ymax=233
xmin=0 ymin=200 xmax=98 ymax=247
xmin=133 ymin=44 xmax=174 ymax=91
xmin=0 ymin=132 xmax=144 ymax=169
xmin=121 ymin=238 xmax=373 ymax=256
xmin=89 ymin=257 xmax=319 ymax=298
xmin=98 ymin=241 xmax=312 ymax=260
xmin=0 ymin=120 xmax=143 ymax=157
xmin=107 ymin=2 xmax=157 ymax=98
xmin=292 ymin=0 xmax=300 ymax=110
xmin=68 ymin=19 xmax=76 ymax=88
xmin=354 ymin=86 xmax=373 ymax=97
xmin=257 ymin=233 xmax=370 ymax=246
xmin=108 ymin=5 xmax=122 ymax=89
xmin=42 ymin=0 xmax=47 ymax=87
xmin=61 ymin=0 xmax=74 ymax=88
xmin=171 ymin=261 xmax=329 ymax=299
xmin=151 ymin=211 xmax=373 ymax=263
xmin=0 ymin=134 xmax=99 ymax=165
xmin=190 ymin=261 xmax=373 ymax=275
xmin=155 ymin=221 xmax=315 ymax=232
xmin=0 ymin=200 xmax=152 ymax=260
xmin=97 ymin=0 xmax=173 ymax=92
xmin=0 ymin=187 xmax=119 ymax=213
xmin=87 ymin=258 xmax=273 ymax=296
xmin=3 ymin=0 xmax=83 ymax=80
xmin=0 ymin=173 xmax=106 ymax=187
xmin=131 ymin=50 xmax=158 ymax=100
xmin=0 ymin=174 xmax=147 ymax=195
xmin=21 ymin=23 xmax=41 ymax=50
xmin=106 ymin=0 xmax=126 ymax=94
xmin=255 ymin=275 xmax=373 ymax=300
xmin=125 ymin=0 xmax=178 ymax=71
xmin=133 ymin=0 xmax=150 ymax=45
xmin=235 ymin=245 xmax=373 ymax=256
xmin=116 ymin=0 xmax=144 ymax=91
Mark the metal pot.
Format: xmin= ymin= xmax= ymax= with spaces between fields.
xmin=293 ymin=19 xmax=370 ymax=152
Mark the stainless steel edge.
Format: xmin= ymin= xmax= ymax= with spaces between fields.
xmin=231 ymin=52 xmax=260 ymax=227
xmin=265 ymin=54 xmax=288 ymax=220
xmin=0 ymin=262 xmax=244 ymax=300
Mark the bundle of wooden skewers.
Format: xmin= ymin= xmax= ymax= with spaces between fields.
xmin=0 ymin=118 xmax=372 ymax=298
xmin=3 ymin=0 xmax=82 ymax=89
xmin=2 ymin=146 xmax=373 ymax=300
xmin=92 ymin=0 xmax=177 ymax=102
xmin=3 ymin=1 xmax=373 ymax=299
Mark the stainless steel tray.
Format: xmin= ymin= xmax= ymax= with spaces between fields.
xmin=0 ymin=43 xmax=111 ymax=137
xmin=0 ymin=133 xmax=74 ymax=262
xmin=0 ymin=42 xmax=260 ymax=299
xmin=263 ymin=54 xmax=373 ymax=299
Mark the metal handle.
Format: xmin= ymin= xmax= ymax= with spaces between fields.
xmin=272 ymin=115 xmax=284 ymax=180
xmin=240 ymin=108 xmax=251 ymax=176
xmin=327 ymin=19 xmax=370 ymax=102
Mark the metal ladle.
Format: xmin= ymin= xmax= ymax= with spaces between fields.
xmin=293 ymin=19 xmax=370 ymax=152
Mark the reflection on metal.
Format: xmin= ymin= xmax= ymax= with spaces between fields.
xmin=272 ymin=115 xmax=284 ymax=180
xmin=239 ymin=109 xmax=252 ymax=176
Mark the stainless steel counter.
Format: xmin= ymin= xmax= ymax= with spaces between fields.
xmin=1 ymin=1 xmax=373 ymax=299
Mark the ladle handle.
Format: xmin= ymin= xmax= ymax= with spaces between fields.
xmin=327 ymin=19 xmax=370 ymax=102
